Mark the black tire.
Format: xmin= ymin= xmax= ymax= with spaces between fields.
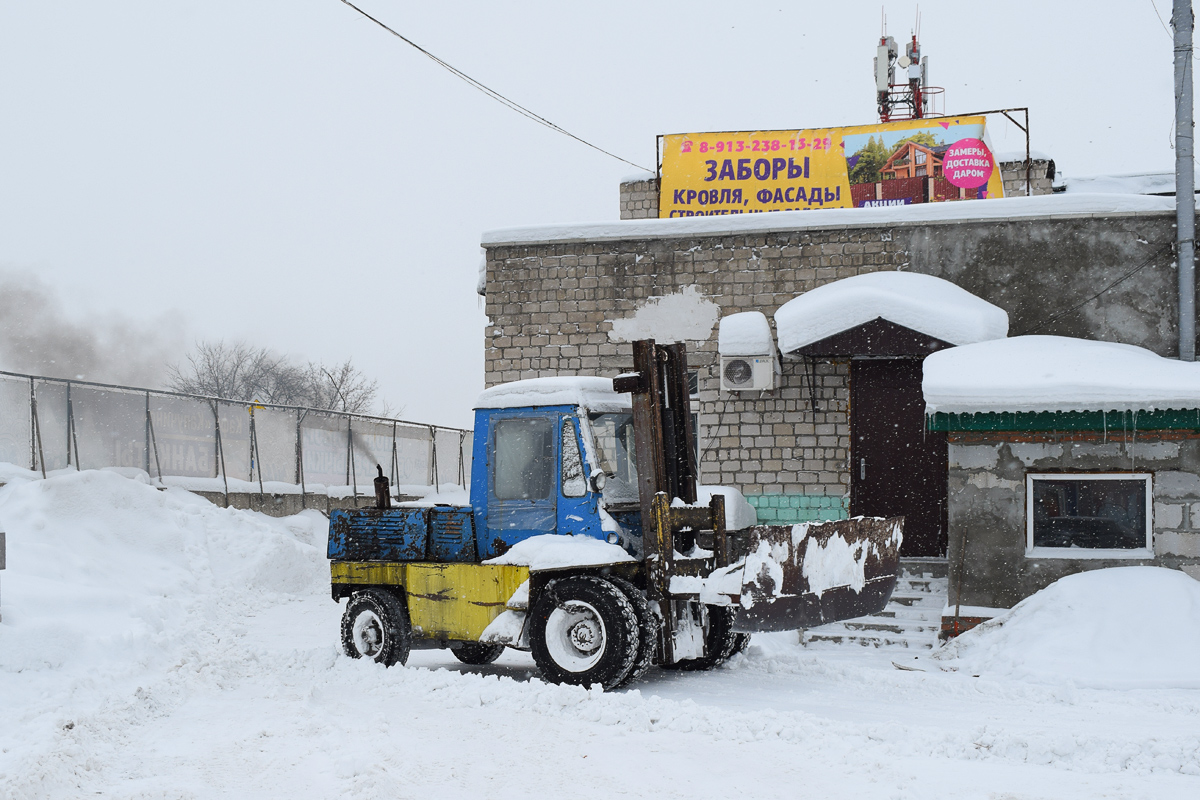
xmin=341 ymin=589 xmax=412 ymax=667
xmin=529 ymin=575 xmax=640 ymax=690
xmin=661 ymin=604 xmax=739 ymax=672
xmin=605 ymin=575 xmax=658 ymax=686
xmin=730 ymin=632 xmax=752 ymax=656
xmin=452 ymin=641 xmax=506 ymax=665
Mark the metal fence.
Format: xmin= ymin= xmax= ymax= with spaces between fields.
xmin=0 ymin=370 xmax=472 ymax=503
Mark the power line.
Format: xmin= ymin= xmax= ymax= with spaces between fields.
xmin=337 ymin=0 xmax=652 ymax=172
xmin=1016 ymin=242 xmax=1174 ymax=335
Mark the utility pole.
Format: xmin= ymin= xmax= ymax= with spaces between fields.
xmin=1174 ymin=0 xmax=1196 ymax=361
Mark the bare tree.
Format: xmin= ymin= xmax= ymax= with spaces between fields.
xmin=305 ymin=358 xmax=379 ymax=414
xmin=168 ymin=341 xmax=380 ymax=413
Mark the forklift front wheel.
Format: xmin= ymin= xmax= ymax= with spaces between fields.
xmin=530 ymin=575 xmax=640 ymax=690
xmin=341 ymin=589 xmax=412 ymax=667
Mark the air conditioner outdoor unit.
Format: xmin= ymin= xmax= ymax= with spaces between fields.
xmin=720 ymin=355 xmax=775 ymax=391
xmin=717 ymin=310 xmax=778 ymax=392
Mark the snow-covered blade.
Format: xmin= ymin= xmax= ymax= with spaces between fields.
xmin=672 ymin=517 xmax=903 ymax=632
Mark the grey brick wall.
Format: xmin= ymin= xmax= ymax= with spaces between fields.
xmin=484 ymin=207 xmax=1190 ymax=523
xmin=998 ymin=158 xmax=1055 ymax=197
xmin=619 ymin=178 xmax=659 ymax=220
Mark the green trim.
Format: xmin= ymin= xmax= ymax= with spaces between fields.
xmin=928 ymin=409 xmax=1200 ymax=433
xmin=746 ymin=494 xmax=849 ymax=523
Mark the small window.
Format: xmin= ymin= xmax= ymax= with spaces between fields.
xmin=1026 ymin=473 xmax=1153 ymax=557
xmin=687 ymin=369 xmax=699 ymax=398
xmin=915 ymin=150 xmax=927 ymax=165
xmin=561 ymin=419 xmax=586 ymax=498
xmin=493 ymin=417 xmax=554 ymax=500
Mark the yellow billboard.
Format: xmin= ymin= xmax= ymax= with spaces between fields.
xmin=658 ymin=117 xmax=1006 ymax=218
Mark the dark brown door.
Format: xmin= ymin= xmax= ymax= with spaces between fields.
xmin=850 ymin=359 xmax=947 ymax=557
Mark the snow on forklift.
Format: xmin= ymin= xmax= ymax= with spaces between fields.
xmin=327 ymin=339 xmax=903 ymax=689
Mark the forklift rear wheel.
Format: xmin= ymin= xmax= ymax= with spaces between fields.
xmin=529 ymin=575 xmax=640 ymax=690
xmin=661 ymin=605 xmax=740 ymax=672
xmin=341 ymin=589 xmax=412 ymax=667
xmin=452 ymin=642 xmax=506 ymax=665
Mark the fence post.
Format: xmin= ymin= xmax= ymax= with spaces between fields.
xmin=144 ymin=392 xmax=151 ymax=475
xmin=249 ymin=405 xmax=265 ymax=505
xmin=212 ymin=401 xmax=230 ymax=508
xmin=296 ymin=410 xmax=306 ymax=510
xmin=430 ymin=426 xmax=439 ymax=494
xmin=29 ymin=379 xmax=46 ymax=479
xmin=458 ymin=430 xmax=466 ymax=488
xmin=147 ymin=392 xmax=164 ymax=483
xmin=66 ymin=381 xmax=72 ymax=467
xmin=390 ymin=421 xmax=399 ymax=499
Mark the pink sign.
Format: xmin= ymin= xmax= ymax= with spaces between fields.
xmin=942 ymin=138 xmax=994 ymax=189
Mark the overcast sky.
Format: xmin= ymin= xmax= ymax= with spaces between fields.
xmin=0 ymin=0 xmax=1187 ymax=427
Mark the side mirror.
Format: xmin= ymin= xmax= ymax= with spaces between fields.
xmin=589 ymin=468 xmax=607 ymax=493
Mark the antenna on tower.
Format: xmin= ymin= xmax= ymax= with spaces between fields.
xmin=873 ymin=12 xmax=943 ymax=122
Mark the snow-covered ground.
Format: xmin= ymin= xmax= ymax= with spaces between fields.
xmin=1 ymin=471 xmax=1198 ymax=799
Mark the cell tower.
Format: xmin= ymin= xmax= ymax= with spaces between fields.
xmin=874 ymin=11 xmax=943 ymax=122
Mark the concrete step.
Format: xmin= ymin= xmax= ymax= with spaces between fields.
xmin=872 ymin=606 xmax=944 ymax=622
xmin=842 ymin=617 xmax=940 ymax=635
xmin=888 ymin=593 xmax=945 ymax=608
xmin=803 ymin=558 xmax=949 ymax=650
xmin=804 ymin=628 xmax=933 ymax=649
xmin=899 ymin=557 xmax=949 ymax=579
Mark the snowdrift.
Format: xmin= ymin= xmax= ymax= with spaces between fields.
xmin=934 ymin=567 xmax=1200 ymax=689
xmin=0 ymin=469 xmax=328 ymax=672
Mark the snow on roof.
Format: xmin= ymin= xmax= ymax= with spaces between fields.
xmin=482 ymin=194 xmax=1180 ymax=247
xmin=993 ymin=149 xmax=1054 ymax=163
xmin=718 ymin=311 xmax=774 ymax=356
xmin=475 ymin=376 xmax=631 ymax=412
xmin=620 ymin=170 xmax=657 ymax=184
xmin=773 ymin=272 xmax=1009 ymax=354
xmin=922 ymin=336 xmax=1200 ymax=415
xmin=1064 ymin=171 xmax=1200 ymax=196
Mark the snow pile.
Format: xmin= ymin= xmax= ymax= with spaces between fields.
xmin=773 ymin=272 xmax=1009 ymax=353
xmin=0 ymin=470 xmax=328 ymax=785
xmin=0 ymin=471 xmax=326 ymax=672
xmin=934 ymin=567 xmax=1200 ymax=689
xmin=475 ymin=376 xmax=630 ymax=412
xmin=607 ymin=285 xmax=720 ymax=344
xmin=923 ymin=335 xmax=1200 ymax=414
xmin=696 ymin=485 xmax=757 ymax=530
xmin=483 ymin=533 xmax=635 ymax=570
xmin=718 ymin=311 xmax=774 ymax=356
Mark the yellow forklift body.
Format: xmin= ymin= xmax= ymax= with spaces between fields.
xmin=331 ymin=561 xmax=529 ymax=640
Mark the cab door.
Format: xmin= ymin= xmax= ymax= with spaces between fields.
xmin=485 ymin=413 xmax=557 ymax=554
xmin=556 ymin=415 xmax=603 ymax=540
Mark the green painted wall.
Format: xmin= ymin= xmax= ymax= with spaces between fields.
xmin=746 ymin=494 xmax=849 ymax=524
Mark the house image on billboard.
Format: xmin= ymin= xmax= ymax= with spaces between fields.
xmin=879 ymin=140 xmax=947 ymax=179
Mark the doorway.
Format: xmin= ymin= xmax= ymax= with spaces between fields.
xmin=850 ymin=358 xmax=947 ymax=557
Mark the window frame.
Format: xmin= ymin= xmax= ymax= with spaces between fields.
xmin=1025 ymin=472 xmax=1154 ymax=559
xmin=490 ymin=414 xmax=556 ymax=502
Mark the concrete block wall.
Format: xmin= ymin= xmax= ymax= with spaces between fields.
xmin=998 ymin=159 xmax=1055 ymax=198
xmin=945 ymin=433 xmax=1200 ymax=611
xmin=483 ymin=228 xmax=914 ymax=520
xmin=485 ymin=208 xmax=1189 ymax=526
xmin=619 ymin=178 xmax=659 ymax=219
